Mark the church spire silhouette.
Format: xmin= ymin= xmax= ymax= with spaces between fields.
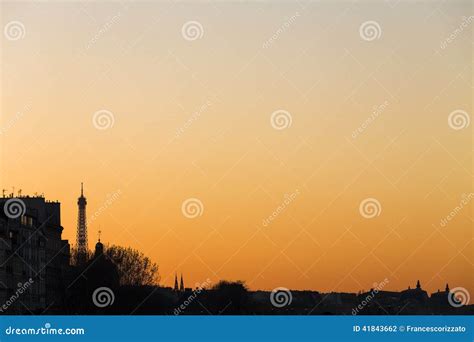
xmin=174 ymin=273 xmax=179 ymax=292
xmin=180 ymin=274 xmax=184 ymax=292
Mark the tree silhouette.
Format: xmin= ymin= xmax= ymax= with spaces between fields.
xmin=105 ymin=245 xmax=160 ymax=286
xmin=69 ymin=246 xmax=93 ymax=266
xmin=211 ymin=280 xmax=248 ymax=314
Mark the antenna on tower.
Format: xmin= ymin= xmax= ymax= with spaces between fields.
xmin=81 ymin=182 xmax=84 ymax=196
xmin=2 ymin=189 xmax=6 ymax=198
xmin=98 ymin=228 xmax=101 ymax=242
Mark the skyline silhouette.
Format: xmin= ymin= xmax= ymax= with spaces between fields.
xmin=1 ymin=0 xmax=472 ymax=313
xmin=1 ymin=184 xmax=472 ymax=296
xmin=0 ymin=188 xmax=471 ymax=316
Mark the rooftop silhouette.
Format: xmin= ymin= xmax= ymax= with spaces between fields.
xmin=0 ymin=191 xmax=471 ymax=315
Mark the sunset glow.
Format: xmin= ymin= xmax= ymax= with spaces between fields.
xmin=1 ymin=1 xmax=472 ymax=297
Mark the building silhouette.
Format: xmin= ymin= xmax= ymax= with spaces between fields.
xmin=0 ymin=194 xmax=70 ymax=313
xmin=430 ymin=283 xmax=451 ymax=307
xmin=399 ymin=280 xmax=429 ymax=304
xmin=76 ymin=183 xmax=88 ymax=265
xmin=0 ymin=189 xmax=472 ymax=315
xmin=65 ymin=230 xmax=119 ymax=313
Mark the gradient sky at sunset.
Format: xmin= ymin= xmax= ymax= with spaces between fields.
xmin=1 ymin=1 xmax=472 ymax=295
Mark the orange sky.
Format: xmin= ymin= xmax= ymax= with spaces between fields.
xmin=1 ymin=1 xmax=472 ymax=295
